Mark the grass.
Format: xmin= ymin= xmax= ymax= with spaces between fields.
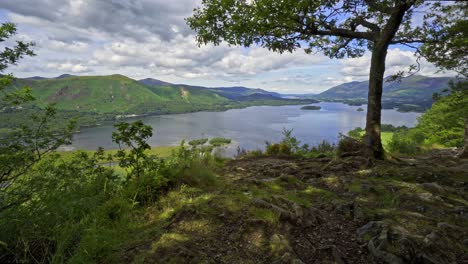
xmin=57 ymin=146 xmax=177 ymax=161
xmin=359 ymin=131 xmax=393 ymax=150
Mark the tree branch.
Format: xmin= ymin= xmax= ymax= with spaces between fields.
xmin=306 ymin=22 xmax=376 ymax=41
xmin=352 ymin=17 xmax=381 ymax=32
xmin=364 ymin=0 xmax=393 ymax=14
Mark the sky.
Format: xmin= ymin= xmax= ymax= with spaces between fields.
xmin=0 ymin=0 xmax=456 ymax=94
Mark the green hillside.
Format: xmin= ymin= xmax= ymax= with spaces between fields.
xmin=12 ymin=75 xmax=165 ymax=113
xmin=316 ymin=75 xmax=453 ymax=110
xmin=142 ymin=83 xmax=230 ymax=105
xmin=10 ymin=75 xmax=231 ymax=114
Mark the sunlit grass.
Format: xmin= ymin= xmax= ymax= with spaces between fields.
xmin=57 ymin=145 xmax=177 ymax=161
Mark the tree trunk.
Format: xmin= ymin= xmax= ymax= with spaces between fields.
xmin=458 ymin=115 xmax=468 ymax=159
xmin=364 ymin=44 xmax=387 ymax=160
xmin=364 ymin=3 xmax=410 ymax=160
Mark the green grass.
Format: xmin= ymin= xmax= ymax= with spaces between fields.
xmin=57 ymin=146 xmax=177 ymax=161
xmin=359 ymin=131 xmax=393 ymax=150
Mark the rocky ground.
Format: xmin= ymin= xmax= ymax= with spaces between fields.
xmin=128 ymin=150 xmax=468 ymax=263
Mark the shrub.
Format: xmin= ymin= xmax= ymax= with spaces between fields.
xmin=265 ymin=143 xmax=291 ymax=156
xmin=348 ymin=127 xmax=364 ymax=139
xmin=337 ymin=134 xmax=365 ymax=156
xmin=387 ymin=130 xmax=421 ymax=155
xmin=188 ymin=138 xmax=208 ymax=146
xmin=209 ymin=137 xmax=231 ymax=146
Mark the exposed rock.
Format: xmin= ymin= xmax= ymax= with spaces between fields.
xmin=367 ymin=227 xmax=404 ymax=264
xmin=357 ymin=221 xmax=387 ymax=242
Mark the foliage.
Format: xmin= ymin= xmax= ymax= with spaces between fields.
xmin=387 ymin=129 xmax=423 ymax=155
xmin=187 ymin=1 xmax=433 ymax=57
xmin=420 ymin=1 xmax=468 ymax=78
xmin=413 ymin=89 xmax=468 ymax=147
xmin=209 ymin=137 xmax=231 ymax=146
xmin=0 ymin=23 xmax=76 ymax=213
xmin=112 ymin=121 xmax=157 ymax=180
xmin=348 ymin=127 xmax=365 ymax=139
xmin=337 ymin=134 xmax=365 ymax=156
xmin=264 ymin=128 xmax=335 ymax=158
xmin=189 ymin=138 xmax=209 ymax=146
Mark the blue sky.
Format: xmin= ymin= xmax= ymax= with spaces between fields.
xmin=0 ymin=1 xmax=454 ymax=94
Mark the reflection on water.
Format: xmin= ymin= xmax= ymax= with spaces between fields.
xmin=70 ymin=102 xmax=421 ymax=155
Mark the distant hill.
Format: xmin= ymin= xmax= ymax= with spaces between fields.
xmin=316 ymin=75 xmax=453 ymax=110
xmin=5 ymin=75 xmax=309 ymax=117
xmin=25 ymin=76 xmax=48 ymax=81
xmin=11 ymin=75 xmax=167 ymax=113
xmin=138 ymin=78 xmax=282 ymax=100
xmin=138 ymin=78 xmax=174 ymax=87
xmin=209 ymin=86 xmax=281 ymax=99
xmin=55 ymin=74 xmax=76 ymax=79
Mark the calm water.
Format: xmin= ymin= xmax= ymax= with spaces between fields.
xmin=68 ymin=102 xmax=421 ymax=155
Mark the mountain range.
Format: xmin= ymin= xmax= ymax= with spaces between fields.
xmin=3 ymin=74 xmax=452 ymax=119
xmin=1 ymin=74 xmax=315 ymax=129
xmin=315 ymin=75 xmax=453 ymax=111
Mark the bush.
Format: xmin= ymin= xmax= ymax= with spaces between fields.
xmin=209 ymin=137 xmax=231 ymax=146
xmin=387 ymin=130 xmax=422 ymax=155
xmin=266 ymin=143 xmax=291 ymax=156
xmin=348 ymin=127 xmax=364 ymax=139
xmin=337 ymin=134 xmax=365 ymax=156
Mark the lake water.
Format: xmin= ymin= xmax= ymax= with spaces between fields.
xmin=68 ymin=102 xmax=421 ymax=155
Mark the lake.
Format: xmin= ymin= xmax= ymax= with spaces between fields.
xmin=68 ymin=102 xmax=421 ymax=155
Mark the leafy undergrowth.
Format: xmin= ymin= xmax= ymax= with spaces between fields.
xmin=115 ymin=150 xmax=468 ymax=263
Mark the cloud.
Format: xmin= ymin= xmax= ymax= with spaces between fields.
xmin=46 ymin=61 xmax=91 ymax=73
xmin=0 ymin=1 xmax=458 ymax=93
xmin=338 ymin=48 xmax=455 ymax=82
xmin=90 ymin=36 xmax=326 ymax=80
xmin=1 ymin=0 xmax=200 ymax=41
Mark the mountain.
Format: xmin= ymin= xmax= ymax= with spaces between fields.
xmin=56 ymin=74 xmax=76 ymax=79
xmin=210 ymin=86 xmax=281 ymax=99
xmin=137 ymin=78 xmax=282 ymax=100
xmin=5 ymin=75 xmax=310 ymax=118
xmin=316 ymin=75 xmax=453 ymax=110
xmin=25 ymin=76 xmax=48 ymax=81
xmin=138 ymin=78 xmax=174 ymax=87
xmin=11 ymin=75 xmax=167 ymax=113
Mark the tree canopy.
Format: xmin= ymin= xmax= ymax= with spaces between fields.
xmin=187 ymin=0 xmax=434 ymax=58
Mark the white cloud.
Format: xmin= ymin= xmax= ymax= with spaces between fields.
xmin=46 ymin=62 xmax=90 ymax=73
xmin=338 ymin=48 xmax=456 ymax=83
xmin=0 ymin=1 xmax=458 ymax=93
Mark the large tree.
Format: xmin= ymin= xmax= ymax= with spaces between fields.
xmin=187 ymin=0 xmax=448 ymax=159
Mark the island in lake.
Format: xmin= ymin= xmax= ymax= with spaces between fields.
xmin=301 ymin=105 xmax=321 ymax=110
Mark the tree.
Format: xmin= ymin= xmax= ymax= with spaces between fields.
xmin=0 ymin=23 xmax=75 ymax=212
xmin=112 ymin=121 xmax=155 ymax=180
xmin=187 ymin=0 xmax=447 ymax=159
xmin=419 ymin=1 xmax=468 ymax=158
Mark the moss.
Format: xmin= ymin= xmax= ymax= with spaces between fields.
xmin=269 ymin=234 xmax=291 ymax=257
xmin=302 ymin=186 xmax=340 ymax=202
xmin=348 ymin=182 xmax=362 ymax=193
xmin=249 ymin=207 xmax=280 ymax=224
